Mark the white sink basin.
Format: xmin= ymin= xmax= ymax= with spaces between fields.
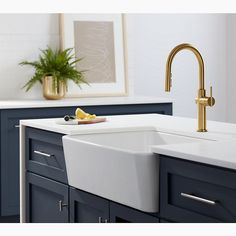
xmin=63 ymin=130 xmax=204 ymax=212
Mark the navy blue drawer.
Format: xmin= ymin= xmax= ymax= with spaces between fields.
xmin=25 ymin=127 xmax=68 ymax=184
xmin=160 ymin=156 xmax=236 ymax=223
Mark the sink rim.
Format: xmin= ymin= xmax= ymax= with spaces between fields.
xmin=64 ymin=130 xmax=215 ymax=155
xmin=64 ymin=133 xmax=151 ymax=155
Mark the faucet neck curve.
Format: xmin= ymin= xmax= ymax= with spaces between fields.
xmin=165 ymin=43 xmax=205 ymax=91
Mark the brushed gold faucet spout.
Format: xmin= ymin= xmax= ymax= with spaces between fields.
xmin=165 ymin=43 xmax=215 ymax=132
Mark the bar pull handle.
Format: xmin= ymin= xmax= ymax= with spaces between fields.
xmin=181 ymin=192 xmax=216 ymax=205
xmin=58 ymin=200 xmax=68 ymax=212
xmin=15 ymin=125 xmax=20 ymax=128
xmin=34 ymin=150 xmax=53 ymax=158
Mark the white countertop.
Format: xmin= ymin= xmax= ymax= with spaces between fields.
xmin=151 ymin=140 xmax=236 ymax=170
xmin=20 ymin=113 xmax=236 ymax=170
xmin=0 ymin=96 xmax=172 ymax=109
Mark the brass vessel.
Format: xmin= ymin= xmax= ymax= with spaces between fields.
xmin=165 ymin=43 xmax=215 ymax=132
xmin=43 ymin=76 xmax=66 ymax=100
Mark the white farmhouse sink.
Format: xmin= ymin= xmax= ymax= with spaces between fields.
xmin=62 ymin=130 xmax=204 ymax=212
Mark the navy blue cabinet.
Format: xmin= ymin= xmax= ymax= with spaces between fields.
xmin=26 ymin=173 xmax=69 ymax=223
xmin=69 ymin=188 xmax=159 ymax=223
xmin=0 ymin=102 xmax=172 ymax=222
xmin=70 ymin=188 xmax=109 ymax=223
xmin=0 ymin=107 xmax=75 ymax=221
xmin=160 ymin=156 xmax=236 ymax=223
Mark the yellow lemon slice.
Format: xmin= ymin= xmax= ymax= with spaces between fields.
xmin=86 ymin=114 xmax=96 ymax=119
xmin=75 ymin=108 xmax=88 ymax=119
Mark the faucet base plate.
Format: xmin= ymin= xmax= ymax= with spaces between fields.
xmin=197 ymin=129 xmax=208 ymax=132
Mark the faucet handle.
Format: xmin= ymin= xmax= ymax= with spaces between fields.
xmin=208 ymin=86 xmax=215 ymax=107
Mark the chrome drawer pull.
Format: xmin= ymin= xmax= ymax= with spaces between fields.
xmin=14 ymin=125 xmax=20 ymax=128
xmin=58 ymin=200 xmax=68 ymax=212
xmin=34 ymin=150 xmax=53 ymax=158
xmin=181 ymin=192 xmax=216 ymax=205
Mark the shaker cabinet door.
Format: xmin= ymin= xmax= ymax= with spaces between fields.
xmin=26 ymin=173 xmax=69 ymax=223
xmin=70 ymin=188 xmax=109 ymax=223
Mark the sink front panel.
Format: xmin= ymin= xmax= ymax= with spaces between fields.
xmin=63 ymin=135 xmax=159 ymax=212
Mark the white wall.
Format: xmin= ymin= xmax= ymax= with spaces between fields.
xmin=226 ymin=14 xmax=236 ymax=123
xmin=0 ymin=13 xmax=234 ymax=123
xmin=0 ymin=14 xmax=59 ymax=99
xmin=127 ymin=14 xmax=228 ymax=122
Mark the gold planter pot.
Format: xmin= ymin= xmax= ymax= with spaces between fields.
xmin=43 ymin=76 xmax=66 ymax=100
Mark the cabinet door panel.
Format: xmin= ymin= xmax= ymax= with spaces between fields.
xmin=26 ymin=173 xmax=69 ymax=223
xmin=70 ymin=188 xmax=109 ymax=223
xmin=1 ymin=116 xmax=22 ymax=216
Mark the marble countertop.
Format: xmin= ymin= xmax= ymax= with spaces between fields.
xmin=20 ymin=113 xmax=236 ymax=170
xmin=0 ymin=96 xmax=172 ymax=109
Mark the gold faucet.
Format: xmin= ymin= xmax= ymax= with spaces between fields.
xmin=165 ymin=43 xmax=215 ymax=132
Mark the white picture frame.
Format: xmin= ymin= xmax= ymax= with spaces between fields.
xmin=60 ymin=14 xmax=128 ymax=97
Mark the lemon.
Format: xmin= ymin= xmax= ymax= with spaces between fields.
xmin=75 ymin=108 xmax=88 ymax=119
xmin=87 ymin=114 xmax=96 ymax=119
xmin=75 ymin=108 xmax=97 ymax=120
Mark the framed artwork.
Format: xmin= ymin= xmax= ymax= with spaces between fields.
xmin=60 ymin=14 xmax=128 ymax=97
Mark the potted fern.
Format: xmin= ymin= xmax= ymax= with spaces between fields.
xmin=20 ymin=47 xmax=87 ymax=100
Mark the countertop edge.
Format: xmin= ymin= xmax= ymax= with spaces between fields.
xmin=0 ymin=97 xmax=173 ymax=109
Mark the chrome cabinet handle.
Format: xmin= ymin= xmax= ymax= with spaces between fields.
xmin=15 ymin=125 xmax=20 ymax=128
xmin=58 ymin=200 xmax=68 ymax=212
xmin=181 ymin=192 xmax=216 ymax=205
xmin=34 ymin=150 xmax=53 ymax=158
